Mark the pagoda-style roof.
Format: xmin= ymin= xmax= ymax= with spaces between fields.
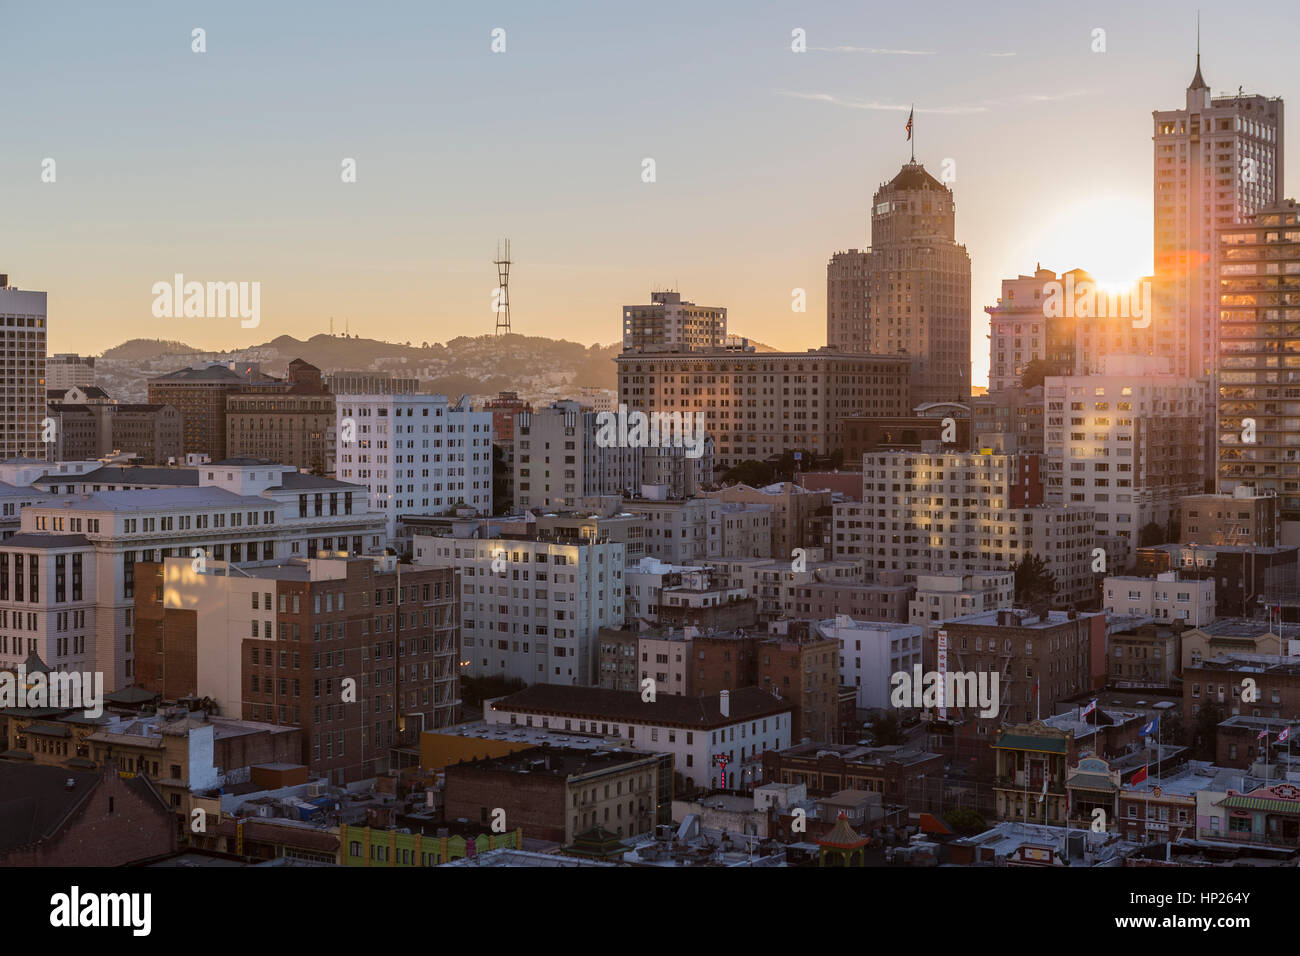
xmin=563 ymin=825 xmax=629 ymax=860
xmin=817 ymin=812 xmax=869 ymax=849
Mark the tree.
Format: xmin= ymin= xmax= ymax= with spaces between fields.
xmin=868 ymin=711 xmax=903 ymax=746
xmin=1018 ymin=359 xmax=1059 ymax=390
xmin=1011 ymin=553 xmax=1057 ymax=604
xmin=1192 ymin=701 xmax=1224 ymax=760
xmin=942 ymin=808 xmax=988 ymax=836
xmin=721 ymin=459 xmax=773 ymax=486
xmin=1138 ymin=521 xmax=1166 ymax=547
xmin=829 ymin=447 xmax=845 ymax=469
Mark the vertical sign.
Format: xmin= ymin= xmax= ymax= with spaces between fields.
xmin=936 ymin=629 xmax=949 ymax=719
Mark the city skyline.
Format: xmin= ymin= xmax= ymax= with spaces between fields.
xmin=5 ymin=1 xmax=1300 ymax=387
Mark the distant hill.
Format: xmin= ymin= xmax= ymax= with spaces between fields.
xmin=101 ymin=339 xmax=199 ymax=360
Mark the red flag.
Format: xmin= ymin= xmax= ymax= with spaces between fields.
xmin=1130 ymin=766 xmax=1148 ymax=786
xmin=905 ymin=107 xmax=914 ymax=141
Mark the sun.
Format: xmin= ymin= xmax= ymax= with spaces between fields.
xmin=1033 ymin=195 xmax=1153 ymax=285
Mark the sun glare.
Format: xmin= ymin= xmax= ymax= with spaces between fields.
xmin=1035 ymin=195 xmax=1153 ymax=287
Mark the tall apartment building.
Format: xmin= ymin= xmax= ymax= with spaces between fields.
xmin=325 ymin=371 xmax=419 ymax=395
xmin=45 ymin=354 xmax=95 ymax=391
xmin=818 ymin=617 xmax=923 ymax=712
xmin=940 ymin=608 xmax=1104 ymax=733
xmin=335 ymin=393 xmax=493 ymax=542
xmin=1216 ymin=201 xmax=1300 ymax=519
xmin=1102 ymin=571 xmax=1215 ymax=625
xmin=622 ymin=291 xmax=726 ymax=353
xmin=136 ymin=554 xmax=459 ymax=784
xmin=1181 ymin=489 xmax=1279 ymax=547
xmin=226 ymin=359 xmax=335 ymax=475
xmin=1153 ymin=56 xmax=1284 ymax=379
xmin=971 ymin=386 xmax=1045 ymax=455
xmin=515 ymin=401 xmax=634 ymax=510
xmin=411 ymin=529 xmax=624 ymax=685
xmin=148 ymin=363 xmax=274 ymax=462
xmin=0 ymin=275 xmax=47 ymax=460
xmin=1043 ymin=365 xmax=1203 ymax=564
xmin=699 ymin=482 xmax=830 ymax=558
xmin=860 ymin=449 xmax=1097 ymax=605
xmin=826 ymin=162 xmax=972 ymax=405
xmin=484 ymin=391 xmax=531 ymax=443
xmin=908 ymin=571 xmax=1015 ymax=644
xmin=616 ymin=347 xmax=911 ymax=469
xmin=9 ymin=462 xmax=385 ymax=690
xmin=986 ymin=268 xmax=1159 ymax=391
xmin=622 ymin=491 xmax=721 ymax=564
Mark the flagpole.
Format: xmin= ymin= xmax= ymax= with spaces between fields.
xmin=910 ymin=103 xmax=915 ymax=163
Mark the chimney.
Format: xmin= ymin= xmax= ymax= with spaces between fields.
xmin=719 ymin=690 xmax=730 ymax=718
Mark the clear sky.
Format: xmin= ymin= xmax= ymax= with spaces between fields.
xmin=4 ymin=0 xmax=1298 ymax=385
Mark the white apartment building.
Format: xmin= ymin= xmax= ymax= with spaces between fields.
xmin=335 ymin=393 xmax=493 ymax=542
xmin=622 ymin=490 xmax=722 ymax=564
xmin=622 ymin=290 xmax=727 ymax=353
xmin=515 ymin=401 xmax=711 ymax=511
xmin=710 ymin=549 xmax=863 ymax=619
xmin=484 ymin=684 xmax=792 ymax=791
xmin=1044 ymin=367 xmax=1203 ymax=566
xmin=861 ymin=449 xmax=1097 ymax=604
xmin=1103 ymin=571 xmax=1216 ymax=625
xmin=718 ymin=501 xmax=773 ymax=558
xmin=46 ymin=353 xmax=96 ymax=391
xmin=11 ymin=462 xmax=385 ymax=689
xmin=909 ymin=571 xmax=1015 ymax=642
xmin=0 ymin=482 xmax=47 ymax=539
xmin=0 ymin=277 xmax=47 ymax=460
xmin=412 ymin=531 xmax=624 ymax=685
xmin=625 ymin=557 xmax=703 ymax=623
xmin=818 ymin=616 xmax=923 ymax=711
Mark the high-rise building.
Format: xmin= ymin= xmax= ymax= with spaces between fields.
xmin=826 ymin=162 xmax=972 ymax=404
xmin=412 ymin=528 xmax=624 ymax=685
xmin=622 ymin=291 xmax=726 ymax=353
xmin=45 ymin=354 xmax=95 ymax=391
xmin=136 ymin=554 xmax=460 ymax=784
xmin=1153 ymin=54 xmax=1284 ymax=379
xmin=616 ymin=346 xmax=910 ymax=469
xmin=226 ymin=359 xmax=335 ymax=475
xmin=148 ymin=363 xmax=275 ymax=461
xmin=334 ymin=393 xmax=493 ymax=543
xmin=0 ymin=275 xmax=47 ymax=460
xmin=1216 ymin=200 xmax=1300 ymax=520
xmin=860 ymin=448 xmax=1097 ymax=605
xmin=1044 ymin=364 xmax=1203 ymax=565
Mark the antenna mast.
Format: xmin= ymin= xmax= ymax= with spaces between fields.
xmin=494 ymin=239 xmax=512 ymax=336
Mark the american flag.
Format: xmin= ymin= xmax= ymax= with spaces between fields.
xmin=905 ymin=107 xmax=914 ymax=141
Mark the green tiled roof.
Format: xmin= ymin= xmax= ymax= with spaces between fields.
xmin=993 ymin=734 xmax=1068 ymax=754
xmin=1220 ymin=795 xmax=1300 ymax=814
xmin=1067 ymin=773 xmax=1117 ymax=792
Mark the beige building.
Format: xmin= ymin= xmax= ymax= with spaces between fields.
xmin=909 ymin=571 xmax=1014 ymax=642
xmin=701 ymin=482 xmax=830 ymax=558
xmin=717 ymin=501 xmax=773 ymax=558
xmin=826 ymin=161 xmax=971 ymax=405
xmin=616 ymin=347 xmax=911 ymax=469
xmin=861 ymin=448 xmax=1097 ymax=604
xmin=1181 ymin=489 xmax=1279 ymax=547
xmin=622 ymin=290 xmax=727 ymax=353
xmin=709 ymin=549 xmax=863 ymax=620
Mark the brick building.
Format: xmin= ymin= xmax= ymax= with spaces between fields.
xmin=135 ymin=554 xmax=459 ymax=784
xmin=757 ymin=625 xmax=840 ymax=744
xmin=226 ymin=359 xmax=335 ymax=475
xmin=443 ymin=745 xmax=666 ymax=844
xmin=761 ymin=741 xmax=944 ymax=805
xmin=0 ymin=762 xmax=175 ymax=865
xmin=148 ymin=363 xmax=271 ymax=461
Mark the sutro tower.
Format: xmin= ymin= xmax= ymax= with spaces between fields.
xmin=494 ymin=239 xmax=512 ymax=335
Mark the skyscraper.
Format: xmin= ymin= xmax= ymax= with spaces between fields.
xmin=826 ymin=162 xmax=972 ymax=405
xmin=0 ymin=274 xmax=48 ymax=459
xmin=1153 ymin=51 xmax=1284 ymax=379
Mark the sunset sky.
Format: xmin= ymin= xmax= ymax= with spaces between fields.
xmin=3 ymin=0 xmax=1298 ymax=386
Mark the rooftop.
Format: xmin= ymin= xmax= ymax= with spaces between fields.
xmin=491 ymin=685 xmax=791 ymax=728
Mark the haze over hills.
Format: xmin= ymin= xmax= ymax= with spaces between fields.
xmin=96 ymin=332 xmax=782 ymax=402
